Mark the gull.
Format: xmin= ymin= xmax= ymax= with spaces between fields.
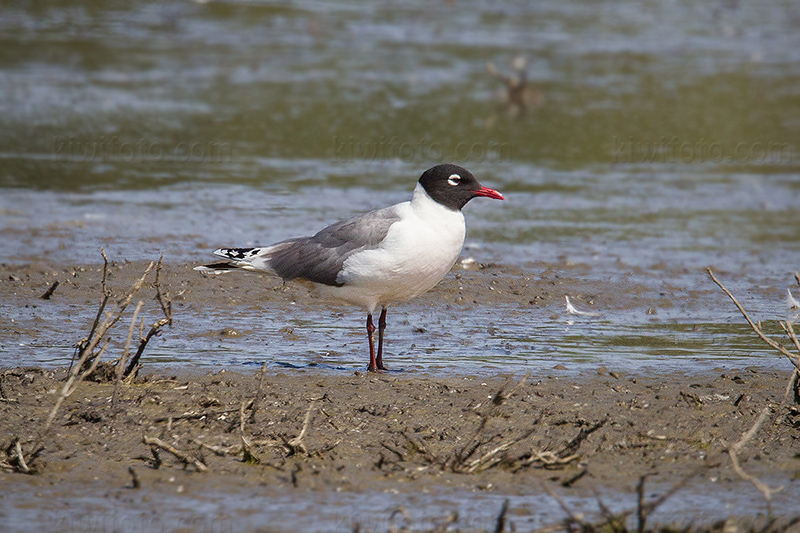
xmin=196 ymin=164 xmax=504 ymax=372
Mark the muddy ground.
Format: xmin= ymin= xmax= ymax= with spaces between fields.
xmin=1 ymin=260 xmax=800 ymax=531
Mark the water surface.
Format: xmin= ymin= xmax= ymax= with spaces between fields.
xmin=1 ymin=0 xmax=800 ymax=373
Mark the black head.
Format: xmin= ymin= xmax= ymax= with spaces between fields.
xmin=418 ymin=164 xmax=504 ymax=211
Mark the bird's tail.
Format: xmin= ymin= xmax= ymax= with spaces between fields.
xmin=194 ymin=246 xmax=284 ymax=274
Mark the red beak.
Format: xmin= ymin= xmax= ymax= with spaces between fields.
xmin=473 ymin=186 xmax=504 ymax=201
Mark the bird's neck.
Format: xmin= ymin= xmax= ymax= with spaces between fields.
xmin=410 ymin=183 xmax=465 ymax=224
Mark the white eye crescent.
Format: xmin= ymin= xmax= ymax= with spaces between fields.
xmin=447 ymin=174 xmax=461 ymax=186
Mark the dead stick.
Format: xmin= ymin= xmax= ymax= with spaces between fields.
xmin=239 ymin=401 xmax=260 ymax=464
xmin=708 ymin=269 xmax=794 ymax=514
xmin=35 ymin=257 xmax=153 ymax=457
xmin=192 ymin=439 xmax=241 ymax=457
xmin=727 ymin=406 xmax=783 ymax=515
xmin=35 ymin=339 xmax=110 ymax=455
xmin=40 ymin=280 xmax=59 ymax=300
xmin=493 ymin=499 xmax=509 ymax=533
xmin=389 ymin=507 xmax=412 ymax=533
xmin=287 ymin=400 xmax=317 ymax=455
xmin=784 ymin=370 xmax=800 ymax=404
xmin=86 ymin=250 xmax=112 ymax=342
xmin=707 ymin=269 xmax=800 ymax=370
xmin=507 ymin=370 xmax=532 ymax=399
xmin=779 ymin=321 xmax=800 ymax=358
xmin=155 ymin=256 xmax=173 ymax=326
xmin=124 ymin=257 xmax=173 ymax=379
xmin=123 ymin=316 xmax=170 ymax=379
xmin=81 ymin=260 xmax=155 ymax=372
xmin=112 ymin=300 xmax=144 ymax=414
xmin=249 ymin=362 xmax=268 ymax=423
xmin=143 ymin=435 xmax=207 ymax=472
xmin=128 ymin=466 xmax=141 ymax=489
xmin=635 ymin=475 xmax=649 ymax=533
xmin=13 ymin=439 xmax=30 ymax=474
xmin=71 ymin=251 xmax=110 ymax=374
xmin=541 ymin=482 xmax=591 ymax=528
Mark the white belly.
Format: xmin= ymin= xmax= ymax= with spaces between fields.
xmin=319 ymin=191 xmax=466 ymax=312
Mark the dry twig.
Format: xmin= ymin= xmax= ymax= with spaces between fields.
xmin=634 ymin=472 xmax=697 ymax=533
xmin=143 ymin=435 xmax=207 ymax=472
xmin=493 ymin=499 xmax=509 ymax=533
xmin=6 ymin=439 xmax=31 ymax=474
xmin=451 ymin=372 xmax=536 ymax=472
xmin=128 ymin=466 xmax=141 ymax=489
xmin=32 ymin=255 xmax=154 ymax=460
xmin=33 ymin=338 xmax=110 ymax=460
xmin=40 ymin=280 xmax=59 ymax=300
xmin=123 ymin=256 xmax=172 ymax=380
xmin=193 ymin=440 xmax=239 ymax=457
xmin=707 ymin=269 xmax=799 ymax=516
xmin=707 ymin=269 xmax=800 ymax=371
xmin=286 ymin=400 xmax=318 ymax=456
xmin=240 ymin=401 xmax=260 ymax=464
xmin=542 ymin=471 xmax=699 ymax=532
xmin=541 ymin=481 xmax=592 ymax=529
xmin=249 ymin=362 xmax=268 ymax=423
xmin=112 ymin=299 xmax=144 ymax=414
xmin=726 ymin=406 xmax=784 ymax=516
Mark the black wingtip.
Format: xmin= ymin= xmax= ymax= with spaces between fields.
xmin=214 ymin=247 xmax=261 ymax=260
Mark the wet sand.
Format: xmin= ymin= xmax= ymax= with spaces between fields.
xmin=2 ymin=260 xmax=800 ymax=531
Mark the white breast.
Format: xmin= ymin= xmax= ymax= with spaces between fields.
xmin=324 ymin=184 xmax=466 ymax=312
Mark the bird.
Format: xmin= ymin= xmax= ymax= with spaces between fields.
xmin=195 ymin=164 xmax=504 ymax=372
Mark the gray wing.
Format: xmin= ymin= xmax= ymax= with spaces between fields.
xmin=268 ymin=205 xmax=402 ymax=286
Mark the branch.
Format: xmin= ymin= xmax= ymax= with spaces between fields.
xmin=249 ymin=362 xmax=268 ymax=423
xmin=707 ymin=269 xmax=800 ymax=371
xmin=123 ymin=257 xmax=172 ymax=379
xmin=112 ymin=300 xmax=144 ymax=414
xmin=142 ymin=435 xmax=207 ymax=472
xmin=154 ymin=256 xmax=173 ymax=326
xmin=33 ymin=339 xmax=110 ymax=458
xmin=726 ymin=406 xmax=783 ymax=516
xmin=32 ymin=255 xmax=154 ymax=461
xmin=286 ymin=400 xmax=317 ymax=456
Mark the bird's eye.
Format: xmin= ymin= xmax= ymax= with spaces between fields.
xmin=447 ymin=174 xmax=462 ymax=186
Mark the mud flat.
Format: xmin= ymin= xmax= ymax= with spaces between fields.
xmin=1 ymin=260 xmax=800 ymax=531
xmin=2 ymin=365 xmax=800 ymax=531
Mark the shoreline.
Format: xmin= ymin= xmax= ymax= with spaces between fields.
xmin=3 ymin=258 xmax=800 ymax=530
xmin=2 ymin=365 xmax=800 ymax=531
xmin=1 ymin=257 xmax=785 ymax=374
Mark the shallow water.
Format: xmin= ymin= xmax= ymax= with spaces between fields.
xmin=2 ymin=1 xmax=800 ymax=373
xmin=3 ymin=476 xmax=799 ymax=533
xmin=5 ymin=285 xmax=794 ymax=374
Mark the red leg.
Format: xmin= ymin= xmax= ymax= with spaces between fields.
xmin=366 ymin=313 xmax=378 ymax=372
xmin=376 ymin=307 xmax=388 ymax=371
